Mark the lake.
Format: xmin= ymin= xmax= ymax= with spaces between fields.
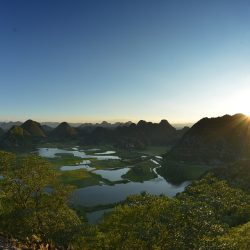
xmin=71 ymin=177 xmax=189 ymax=207
xmin=93 ymin=168 xmax=130 ymax=181
xmin=38 ymin=147 xmax=120 ymax=160
xmin=37 ymin=147 xmax=190 ymax=223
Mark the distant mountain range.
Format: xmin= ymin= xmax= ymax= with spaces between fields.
xmin=0 ymin=120 xmax=190 ymax=131
xmin=0 ymin=121 xmax=22 ymax=131
xmin=0 ymin=121 xmax=134 ymax=131
xmin=3 ymin=114 xmax=250 ymax=164
xmin=0 ymin=119 xmax=189 ymax=150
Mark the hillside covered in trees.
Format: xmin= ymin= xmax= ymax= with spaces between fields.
xmin=0 ymin=119 xmax=188 ymax=150
xmin=170 ymin=114 xmax=250 ymax=164
xmin=0 ymin=150 xmax=250 ymax=249
xmin=1 ymin=114 xmax=250 ymax=249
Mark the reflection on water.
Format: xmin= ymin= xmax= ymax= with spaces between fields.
xmin=155 ymin=156 xmax=163 ymax=159
xmin=60 ymin=165 xmax=95 ymax=171
xmin=72 ymin=178 xmax=190 ymax=206
xmin=38 ymin=147 xmax=190 ymax=220
xmin=150 ymin=159 xmax=160 ymax=165
xmin=93 ymin=168 xmax=130 ymax=181
xmin=95 ymin=151 xmax=116 ymax=155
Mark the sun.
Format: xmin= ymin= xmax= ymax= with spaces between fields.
xmin=226 ymin=90 xmax=250 ymax=117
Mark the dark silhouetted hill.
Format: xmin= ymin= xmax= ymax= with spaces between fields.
xmin=41 ymin=125 xmax=53 ymax=134
xmin=80 ymin=119 xmax=184 ymax=149
xmin=21 ymin=119 xmax=46 ymax=138
xmin=78 ymin=121 xmax=133 ymax=129
xmin=170 ymin=114 xmax=250 ymax=164
xmin=0 ymin=120 xmax=47 ymax=150
xmin=0 ymin=118 xmax=189 ymax=150
xmin=0 ymin=125 xmax=32 ymax=148
xmin=0 ymin=127 xmax=4 ymax=137
xmin=49 ymin=122 xmax=78 ymax=140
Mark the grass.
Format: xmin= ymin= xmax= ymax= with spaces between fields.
xmin=43 ymin=147 xmax=164 ymax=187
xmin=115 ymin=146 xmax=169 ymax=159
xmin=81 ymin=144 xmax=115 ymax=152
xmin=58 ymin=169 xmax=107 ymax=188
xmin=35 ymin=145 xmax=204 ymax=188
xmin=115 ymin=149 xmax=144 ymax=159
xmin=47 ymin=154 xmax=84 ymax=169
xmin=122 ymin=159 xmax=158 ymax=182
xmin=58 ymin=167 xmax=129 ymax=188
xmin=36 ymin=149 xmax=130 ymax=188
xmin=180 ymin=165 xmax=213 ymax=179
xmin=158 ymin=159 xmax=214 ymax=185
xmin=37 ymin=141 xmax=79 ymax=149
xmin=138 ymin=146 xmax=170 ymax=156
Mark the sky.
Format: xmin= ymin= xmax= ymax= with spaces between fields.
xmin=1 ymin=0 xmax=250 ymax=124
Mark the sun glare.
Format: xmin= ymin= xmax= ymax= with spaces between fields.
xmin=226 ymin=90 xmax=250 ymax=117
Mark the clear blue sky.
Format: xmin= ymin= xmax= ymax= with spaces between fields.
xmin=1 ymin=0 xmax=250 ymax=123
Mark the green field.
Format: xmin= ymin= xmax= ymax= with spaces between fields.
xmin=138 ymin=146 xmax=171 ymax=156
xmin=31 ymin=145 xmax=170 ymax=188
xmin=90 ymin=159 xmax=125 ymax=169
xmin=158 ymin=159 xmax=214 ymax=184
xmin=58 ymin=169 xmax=107 ymax=188
xmin=20 ymin=145 xmax=213 ymax=190
xmin=48 ymin=154 xmax=84 ymax=169
xmin=122 ymin=159 xmax=158 ymax=182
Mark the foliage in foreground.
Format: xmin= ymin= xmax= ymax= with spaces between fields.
xmin=0 ymin=150 xmax=250 ymax=249
xmin=0 ymin=151 xmax=85 ymax=248
xmin=90 ymin=174 xmax=250 ymax=250
xmin=213 ymin=159 xmax=250 ymax=193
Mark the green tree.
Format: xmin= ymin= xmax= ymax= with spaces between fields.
xmin=177 ymin=173 xmax=250 ymax=226
xmin=0 ymin=151 xmax=84 ymax=248
xmin=216 ymin=221 xmax=250 ymax=250
xmin=91 ymin=175 xmax=250 ymax=250
xmin=90 ymin=193 xmax=226 ymax=249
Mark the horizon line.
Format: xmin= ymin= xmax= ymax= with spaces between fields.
xmin=0 ymin=118 xmax=195 ymax=126
xmin=0 ymin=112 xmax=247 ymax=125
